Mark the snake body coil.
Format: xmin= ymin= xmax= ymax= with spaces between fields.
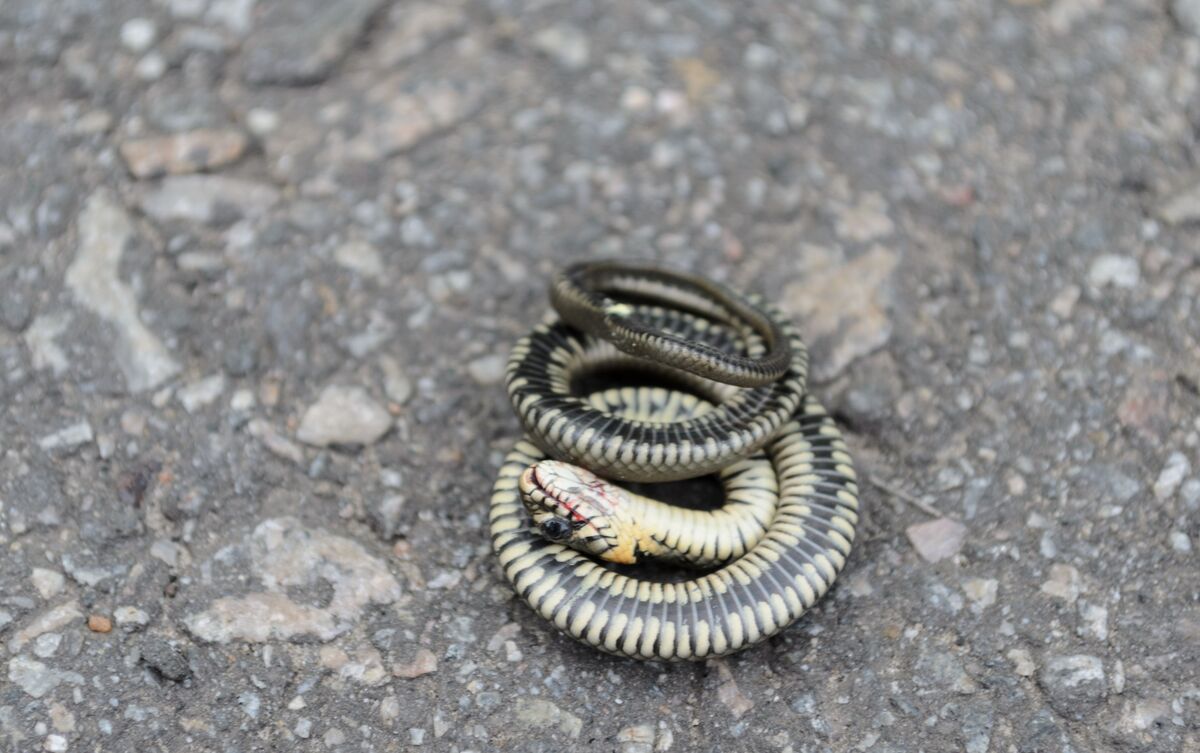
xmin=490 ymin=261 xmax=859 ymax=660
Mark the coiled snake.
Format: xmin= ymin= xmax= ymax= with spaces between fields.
xmin=489 ymin=261 xmax=859 ymax=660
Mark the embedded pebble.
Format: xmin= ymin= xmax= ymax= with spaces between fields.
xmin=24 ymin=314 xmax=71 ymax=375
xmin=379 ymin=355 xmax=413 ymax=405
xmin=38 ymin=422 xmax=94 ymax=453
xmin=120 ymin=129 xmax=249 ymax=178
xmin=1155 ymin=176 xmax=1200 ymax=224
xmin=334 ymin=239 xmax=384 ymax=277
xmin=135 ymin=52 xmax=167 ymax=80
xmin=182 ymin=517 xmax=401 ymax=643
xmin=961 ymin=578 xmax=997 ymax=614
xmin=617 ymin=724 xmax=656 ymax=753
xmin=67 ymin=192 xmax=180 ymax=391
xmin=114 ymin=606 xmax=150 ymax=630
xmin=8 ymin=656 xmax=83 ymax=699
xmin=905 ymin=517 xmax=968 ymax=563
xmin=467 ymin=354 xmax=507 ymax=386
xmin=1087 ymin=255 xmax=1139 ymax=289
xmin=1041 ymin=564 xmax=1081 ymax=604
xmin=296 ymin=385 xmax=392 ymax=447
xmin=247 ymin=419 xmax=306 ymax=464
xmin=177 ymin=374 xmax=227 ymax=413
xmin=1007 ymin=648 xmax=1036 ymax=677
xmin=1038 ymin=655 xmax=1106 ymax=718
xmin=138 ymin=175 xmax=280 ymax=225
xmin=30 ymin=569 xmax=65 ymax=599
xmin=9 ymin=603 xmax=83 ymax=653
xmin=513 ymin=698 xmax=583 ymax=740
xmin=1077 ymin=602 xmax=1108 ymax=641
xmin=782 ymin=246 xmax=899 ymax=380
xmin=532 ymin=26 xmax=591 ymax=71
xmin=393 ymin=648 xmax=438 ymax=679
xmin=242 ymin=0 xmax=385 ymax=85
xmin=120 ymin=18 xmax=157 ymax=53
xmin=322 ymin=644 xmax=389 ymax=686
xmin=913 ymin=646 xmax=977 ymax=694
xmin=33 ymin=633 xmax=61 ymax=658
xmin=87 ymin=615 xmax=112 ymax=633
xmin=1153 ymin=452 xmax=1190 ymax=501
xmin=368 ymin=494 xmax=406 ymax=540
xmin=714 ymin=660 xmax=754 ymax=718
xmin=1170 ymin=530 xmax=1192 ymax=552
xmin=379 ymin=696 xmax=400 ymax=723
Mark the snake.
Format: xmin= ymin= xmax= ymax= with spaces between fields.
xmin=489 ymin=261 xmax=859 ymax=660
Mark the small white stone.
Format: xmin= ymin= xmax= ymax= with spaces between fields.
xmin=294 ymin=718 xmax=312 ymax=739
xmin=333 ymin=239 xmax=384 ymax=277
xmin=177 ymin=374 xmax=226 ymax=413
xmin=1170 ymin=530 xmax=1192 ymax=553
xmin=150 ymin=539 xmax=186 ymax=568
xmin=467 ymin=354 xmax=506 ymax=386
xmin=617 ymin=724 xmax=656 ymax=753
xmin=287 ymin=695 xmax=306 ymax=711
xmin=1049 ymin=285 xmax=1081 ymax=319
xmin=379 ymin=695 xmax=400 ymax=723
xmin=296 ymin=385 xmax=392 ymax=448
xmin=230 ymin=388 xmax=256 ymax=411
xmin=1153 ymin=452 xmax=1190 ymax=501
xmin=246 ymin=108 xmax=280 ymax=136
xmin=31 ymin=569 xmax=66 ymax=599
xmin=114 ymin=606 xmax=150 ymax=630
xmin=239 ymin=691 xmax=261 ymax=720
xmin=1087 ymin=254 xmax=1139 ymax=289
xmin=961 ymin=578 xmax=998 ymax=614
xmin=44 ymin=734 xmax=68 ymax=752
xmin=379 ymin=356 xmax=413 ymax=405
xmin=532 ymin=25 xmax=590 ymax=70
xmin=409 ymin=728 xmax=426 ymax=745
xmin=504 ymin=640 xmax=523 ymax=663
xmin=1006 ymin=648 xmax=1036 ymax=677
xmin=621 ymin=86 xmax=652 ymax=112
xmin=1041 ymin=654 xmax=1104 ymax=688
xmin=905 ymin=517 xmax=967 ymax=563
xmin=33 ymin=633 xmax=62 ymax=658
xmin=1077 ymin=602 xmax=1108 ymax=641
xmin=135 ymin=52 xmax=167 ymax=81
xmin=39 ymin=422 xmax=94 ymax=453
xmin=68 ymin=192 xmax=180 ymax=391
xmin=1041 ymin=563 xmax=1081 ymax=603
xmin=120 ymin=18 xmax=157 ymax=52
xmin=206 ymin=0 xmax=256 ymax=33
xmin=1039 ymin=531 xmax=1058 ymax=559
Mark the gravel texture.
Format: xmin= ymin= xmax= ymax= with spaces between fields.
xmin=1 ymin=0 xmax=1198 ymax=751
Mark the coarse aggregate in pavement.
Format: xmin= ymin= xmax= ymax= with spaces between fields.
xmin=1 ymin=0 xmax=1199 ymax=751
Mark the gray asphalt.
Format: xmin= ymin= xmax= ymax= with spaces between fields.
xmin=1 ymin=0 xmax=1198 ymax=751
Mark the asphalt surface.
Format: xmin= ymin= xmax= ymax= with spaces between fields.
xmin=1 ymin=0 xmax=1199 ymax=751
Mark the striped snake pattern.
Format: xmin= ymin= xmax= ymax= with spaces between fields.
xmin=489 ymin=262 xmax=860 ymax=660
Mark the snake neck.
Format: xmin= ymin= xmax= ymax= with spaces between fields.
xmin=615 ymin=479 xmax=776 ymax=569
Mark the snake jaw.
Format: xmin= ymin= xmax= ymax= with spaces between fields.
xmin=518 ymin=460 xmax=634 ymax=562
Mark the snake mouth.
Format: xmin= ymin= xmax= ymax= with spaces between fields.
xmin=518 ymin=465 xmax=569 ymax=518
xmin=519 ymin=463 xmax=607 ymax=535
xmin=519 ymin=466 xmax=550 ymax=507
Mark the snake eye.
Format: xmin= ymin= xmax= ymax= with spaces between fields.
xmin=539 ymin=517 xmax=572 ymax=541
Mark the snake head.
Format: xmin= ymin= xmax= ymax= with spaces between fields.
xmin=519 ymin=460 xmax=639 ymax=564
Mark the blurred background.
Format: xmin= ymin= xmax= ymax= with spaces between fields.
xmin=1 ymin=0 xmax=1198 ymax=751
